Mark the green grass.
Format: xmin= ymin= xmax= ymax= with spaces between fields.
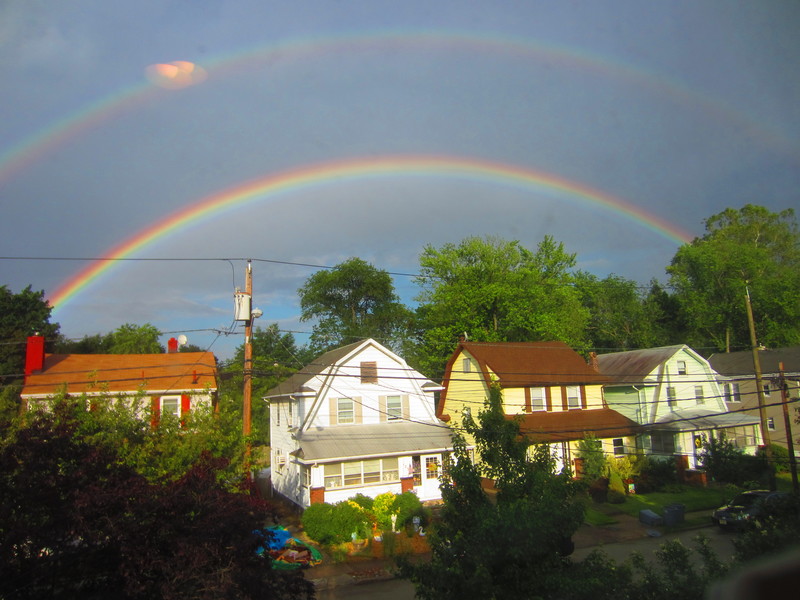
xmin=614 ymin=487 xmax=729 ymax=517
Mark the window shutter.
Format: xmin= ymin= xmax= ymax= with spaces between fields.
xmin=580 ymin=386 xmax=587 ymax=409
xmin=354 ymin=397 xmax=363 ymax=424
xmin=379 ymin=396 xmax=387 ymax=422
xmin=524 ymin=387 xmax=532 ymax=413
xmin=151 ymin=396 xmax=160 ymax=428
xmin=561 ymin=387 xmax=568 ymax=411
xmin=545 ymin=387 xmax=552 ymax=412
xmin=402 ymin=395 xmax=410 ymax=420
xmin=181 ymin=394 xmax=191 ymax=415
xmin=360 ymin=361 xmax=378 ymax=383
xmin=330 ymin=397 xmax=337 ymax=426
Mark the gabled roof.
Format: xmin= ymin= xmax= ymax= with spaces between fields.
xmin=21 ymin=352 xmax=217 ymax=397
xmin=709 ymin=347 xmax=800 ymax=377
xmin=596 ymin=345 xmax=686 ymax=384
xmin=514 ymin=408 xmax=642 ymax=443
xmin=653 ymin=407 xmax=761 ymax=432
xmin=449 ymin=341 xmax=609 ymax=387
xmin=264 ymin=340 xmax=366 ymax=398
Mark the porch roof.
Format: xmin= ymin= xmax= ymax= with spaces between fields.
xmin=652 ymin=408 xmax=762 ymax=432
xmin=294 ymin=421 xmax=454 ymax=463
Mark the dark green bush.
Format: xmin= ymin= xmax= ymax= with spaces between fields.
xmin=607 ymin=489 xmax=626 ymax=504
xmin=635 ymin=456 xmax=677 ymax=493
xmin=700 ymin=435 xmax=770 ymax=486
xmin=301 ymin=500 xmax=373 ymax=544
xmin=301 ymin=502 xmax=338 ymax=545
xmin=394 ymin=491 xmax=427 ymax=529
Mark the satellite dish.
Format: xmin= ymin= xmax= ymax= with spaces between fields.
xmin=177 ymin=334 xmax=188 ymax=346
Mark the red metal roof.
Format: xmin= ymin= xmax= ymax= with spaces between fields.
xmin=513 ymin=408 xmax=642 ymax=443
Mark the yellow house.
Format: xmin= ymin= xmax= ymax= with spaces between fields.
xmin=437 ymin=341 xmax=641 ymax=474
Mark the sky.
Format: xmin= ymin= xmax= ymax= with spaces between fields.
xmin=1 ymin=1 xmax=798 ymax=361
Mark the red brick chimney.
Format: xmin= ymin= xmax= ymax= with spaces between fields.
xmin=167 ymin=337 xmax=179 ymax=353
xmin=25 ymin=335 xmax=46 ymax=380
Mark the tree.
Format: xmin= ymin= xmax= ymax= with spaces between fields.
xmin=0 ymin=404 xmax=314 ymax=600
xmin=410 ymin=236 xmax=588 ymax=378
xmin=398 ymin=384 xmax=585 ymax=599
xmin=298 ymin=257 xmax=411 ymax=352
xmin=108 ymin=322 xmax=163 ymax=354
xmin=667 ymin=205 xmax=800 ymax=351
xmin=0 ymin=285 xmax=60 ymax=382
xmin=575 ymin=272 xmax=663 ymax=351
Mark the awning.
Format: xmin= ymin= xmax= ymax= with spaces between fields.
xmin=294 ymin=421 xmax=455 ymax=463
xmin=651 ymin=408 xmax=762 ymax=432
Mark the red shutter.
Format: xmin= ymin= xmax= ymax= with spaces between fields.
xmin=181 ymin=394 xmax=191 ymax=427
xmin=580 ymin=385 xmax=587 ymax=409
xmin=524 ymin=387 xmax=532 ymax=413
xmin=561 ymin=387 xmax=568 ymax=411
xmin=151 ymin=396 xmax=160 ymax=428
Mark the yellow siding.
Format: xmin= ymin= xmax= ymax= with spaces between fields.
xmin=585 ymin=384 xmax=604 ymax=410
xmin=441 ymin=350 xmax=488 ymax=433
xmin=503 ymin=387 xmax=526 ymax=414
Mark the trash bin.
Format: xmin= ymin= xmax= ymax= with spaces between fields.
xmin=663 ymin=503 xmax=685 ymax=527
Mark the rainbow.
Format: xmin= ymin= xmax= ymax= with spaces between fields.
xmin=3 ymin=30 xmax=797 ymax=184
xmin=48 ymin=155 xmax=694 ymax=311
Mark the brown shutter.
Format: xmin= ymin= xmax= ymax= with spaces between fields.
xmin=354 ymin=397 xmax=363 ymax=424
xmin=379 ymin=396 xmax=387 ymax=422
xmin=580 ymin=385 xmax=587 ymax=409
xmin=330 ymin=397 xmax=337 ymax=425
xmin=524 ymin=387 xmax=532 ymax=413
xmin=545 ymin=387 xmax=552 ymax=412
xmin=561 ymin=387 xmax=568 ymax=411
xmin=360 ymin=361 xmax=378 ymax=383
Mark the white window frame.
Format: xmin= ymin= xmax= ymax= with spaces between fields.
xmin=530 ymin=387 xmax=546 ymax=412
xmin=287 ymin=401 xmax=293 ymax=427
xmin=337 ymin=398 xmax=354 ymax=424
xmin=613 ymin=438 xmax=625 ymax=456
xmin=161 ymin=395 xmax=181 ymax=419
xmin=386 ymin=395 xmax=402 ymax=420
xmin=666 ymin=387 xmax=677 ymax=408
xmin=323 ymin=457 xmax=400 ymax=489
xmin=566 ymin=386 xmax=581 ymax=410
xmin=724 ymin=383 xmax=742 ymax=403
xmin=677 ymin=360 xmax=687 ymax=375
xmin=695 ymin=386 xmax=704 ymax=404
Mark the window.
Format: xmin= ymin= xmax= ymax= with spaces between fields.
xmin=677 ymin=360 xmax=687 ymax=375
xmin=566 ymin=386 xmax=581 ymax=409
xmin=462 ymin=358 xmax=471 ymax=373
xmin=287 ymin=401 xmax=293 ymax=427
xmin=337 ymin=398 xmax=354 ymax=424
xmin=530 ymin=387 xmax=545 ymax=411
xmin=724 ymin=383 xmax=742 ymax=403
xmin=323 ymin=458 xmax=400 ymax=489
xmin=695 ymin=386 xmax=704 ymax=404
xmin=650 ymin=432 xmax=676 ymax=454
xmin=386 ymin=395 xmax=402 ymax=420
xmin=360 ymin=361 xmax=378 ymax=384
xmin=667 ymin=387 xmax=677 ymax=408
xmin=161 ymin=396 xmax=180 ymax=418
xmin=275 ymin=402 xmax=280 ymax=426
xmin=763 ymin=384 xmax=771 ymax=397
xmin=613 ymin=438 xmax=625 ymax=456
xmin=303 ymin=467 xmax=311 ymax=487
xmin=768 ymin=417 xmax=776 ymax=430
xmin=425 ymin=456 xmax=440 ymax=479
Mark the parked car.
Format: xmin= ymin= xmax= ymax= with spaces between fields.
xmin=711 ymin=490 xmax=789 ymax=529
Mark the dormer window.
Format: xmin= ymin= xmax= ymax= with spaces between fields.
xmin=677 ymin=360 xmax=687 ymax=375
xmin=360 ymin=361 xmax=377 ymax=384
xmin=337 ymin=398 xmax=355 ymax=424
xmin=566 ymin=386 xmax=581 ymax=409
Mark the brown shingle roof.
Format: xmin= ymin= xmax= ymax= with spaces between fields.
xmin=21 ymin=352 xmax=218 ymax=397
xmin=514 ymin=408 xmax=642 ymax=443
xmin=596 ymin=345 xmax=684 ymax=384
xmin=458 ymin=341 xmax=609 ymax=387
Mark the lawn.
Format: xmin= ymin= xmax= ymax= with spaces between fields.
xmin=583 ymin=485 xmax=733 ymax=527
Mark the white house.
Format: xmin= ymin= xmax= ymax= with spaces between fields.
xmin=597 ymin=345 xmax=762 ymax=469
xmin=264 ymin=339 xmax=453 ymax=508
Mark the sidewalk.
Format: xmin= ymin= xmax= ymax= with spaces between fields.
xmin=304 ymin=510 xmax=714 ymax=592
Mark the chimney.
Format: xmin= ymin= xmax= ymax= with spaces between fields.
xmin=167 ymin=337 xmax=179 ymax=353
xmin=589 ymin=352 xmax=600 ymax=372
xmin=25 ymin=335 xmax=46 ymax=379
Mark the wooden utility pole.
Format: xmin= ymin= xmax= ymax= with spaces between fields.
xmin=243 ymin=260 xmax=253 ymax=472
xmin=745 ymin=285 xmax=775 ymax=488
xmin=779 ymin=362 xmax=799 ymax=494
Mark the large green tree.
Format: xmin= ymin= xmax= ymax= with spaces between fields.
xmin=410 ymin=235 xmax=588 ymax=378
xmin=667 ymin=205 xmax=800 ymax=351
xmin=55 ymin=322 xmax=163 ymax=354
xmin=298 ymin=257 xmax=411 ymax=352
xmin=0 ymin=285 xmax=59 ymax=382
xmin=398 ymin=384 xmax=585 ymax=598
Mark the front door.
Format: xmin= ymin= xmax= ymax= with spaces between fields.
xmin=415 ymin=453 xmax=441 ymax=501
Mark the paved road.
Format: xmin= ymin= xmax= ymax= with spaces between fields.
xmin=318 ymin=525 xmax=736 ymax=599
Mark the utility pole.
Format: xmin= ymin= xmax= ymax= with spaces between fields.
xmin=779 ymin=362 xmax=799 ymax=494
xmin=745 ymin=285 xmax=775 ymax=489
xmin=243 ymin=259 xmax=253 ymax=446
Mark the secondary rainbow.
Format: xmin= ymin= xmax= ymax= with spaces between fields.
xmin=3 ymin=30 xmax=796 ymax=185
xmin=48 ymin=155 xmax=693 ymax=311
